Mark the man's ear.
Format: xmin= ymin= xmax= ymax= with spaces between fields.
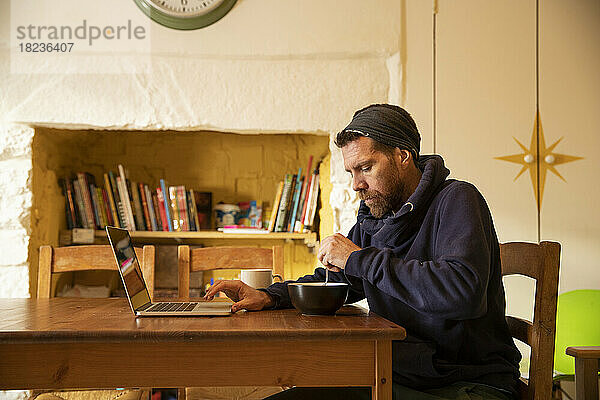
xmin=394 ymin=148 xmax=412 ymax=167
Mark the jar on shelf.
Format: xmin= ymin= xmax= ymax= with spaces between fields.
xmin=213 ymin=203 xmax=240 ymax=228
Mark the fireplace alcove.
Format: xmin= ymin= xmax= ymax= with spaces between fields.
xmin=30 ymin=127 xmax=330 ymax=298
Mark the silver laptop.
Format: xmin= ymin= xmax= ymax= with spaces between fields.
xmin=106 ymin=226 xmax=233 ymax=317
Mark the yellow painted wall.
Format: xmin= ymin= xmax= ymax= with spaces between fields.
xmin=30 ymin=132 xmax=69 ymax=296
xmin=31 ymin=128 xmax=331 ymax=296
xmin=319 ymin=152 xmax=334 ymax=239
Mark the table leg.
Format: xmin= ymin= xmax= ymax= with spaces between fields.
xmin=574 ymin=358 xmax=599 ymax=400
xmin=374 ymin=340 xmax=392 ymax=400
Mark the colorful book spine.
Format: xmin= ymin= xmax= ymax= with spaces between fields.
xmin=189 ymin=189 xmax=200 ymax=231
xmin=63 ymin=179 xmax=78 ymax=229
xmin=168 ymin=186 xmax=180 ymax=231
xmin=306 ymin=173 xmax=320 ymax=230
xmin=294 ymin=155 xmax=313 ymax=232
xmin=293 ymin=176 xmax=307 ymax=232
xmin=268 ymin=181 xmax=284 ymax=232
xmin=129 ymin=181 xmax=144 ymax=230
xmin=116 ymin=176 xmax=134 ymax=230
xmin=117 ymin=165 xmax=136 ymax=231
xmin=90 ymin=184 xmax=101 ymax=229
xmin=95 ymin=187 xmax=108 ymax=228
xmin=72 ymin=180 xmax=89 ymax=229
xmin=288 ymin=168 xmax=303 ymax=232
xmin=116 ymin=192 xmax=129 ymax=228
xmin=275 ymin=174 xmax=293 ymax=232
xmin=177 ymin=186 xmax=189 ymax=231
xmin=186 ymin=190 xmax=197 ymax=231
xmin=104 ymin=173 xmax=120 ymax=227
xmin=90 ymin=185 xmax=102 ymax=229
xmin=284 ymin=175 xmax=298 ymax=231
xmin=108 ymin=171 xmax=125 ymax=228
xmin=302 ymin=169 xmax=320 ymax=231
xmin=76 ymin=172 xmax=95 ymax=229
xmin=301 ymin=171 xmax=317 ymax=231
xmin=156 ymin=187 xmax=169 ymax=231
xmin=101 ymin=188 xmax=114 ymax=226
xmin=138 ymin=183 xmax=152 ymax=231
xmin=87 ymin=174 xmax=101 ymax=229
xmin=151 ymin=191 xmax=163 ymax=231
xmin=159 ymin=179 xmax=172 ymax=231
xmin=69 ymin=179 xmax=81 ymax=228
xmin=145 ymin=185 xmax=158 ymax=231
xmin=298 ymin=172 xmax=315 ymax=232
xmin=128 ymin=182 xmax=137 ymax=228
xmin=59 ymin=179 xmax=74 ymax=229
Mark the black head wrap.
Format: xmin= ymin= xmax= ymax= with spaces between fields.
xmin=340 ymin=104 xmax=421 ymax=161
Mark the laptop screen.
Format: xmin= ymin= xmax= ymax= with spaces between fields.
xmin=106 ymin=226 xmax=151 ymax=311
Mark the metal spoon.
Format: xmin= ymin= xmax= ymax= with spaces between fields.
xmin=324 ymin=266 xmax=329 ymax=286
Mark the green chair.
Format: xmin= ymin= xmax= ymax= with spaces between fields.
xmin=553 ymin=289 xmax=600 ymax=398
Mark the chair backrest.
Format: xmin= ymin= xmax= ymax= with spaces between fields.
xmin=177 ymin=245 xmax=284 ymax=299
xmin=37 ymin=244 xmax=155 ymax=299
xmin=500 ymin=241 xmax=561 ymax=400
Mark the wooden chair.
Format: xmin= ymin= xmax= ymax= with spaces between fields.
xmin=35 ymin=244 xmax=155 ymax=400
xmin=38 ymin=244 xmax=155 ymax=299
xmin=177 ymin=245 xmax=284 ymax=299
xmin=177 ymin=245 xmax=285 ymax=400
xmin=500 ymin=241 xmax=561 ymax=400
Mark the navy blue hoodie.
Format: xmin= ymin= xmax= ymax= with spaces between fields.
xmin=262 ymin=155 xmax=521 ymax=397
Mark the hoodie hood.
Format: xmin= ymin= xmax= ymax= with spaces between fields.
xmin=357 ymin=154 xmax=451 ymax=240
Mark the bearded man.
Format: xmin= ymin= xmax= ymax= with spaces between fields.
xmin=205 ymin=104 xmax=521 ymax=400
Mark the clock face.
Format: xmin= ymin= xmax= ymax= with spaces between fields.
xmin=147 ymin=0 xmax=225 ymax=18
xmin=133 ymin=0 xmax=237 ymax=30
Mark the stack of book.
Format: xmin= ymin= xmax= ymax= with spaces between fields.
xmin=268 ymin=156 xmax=320 ymax=233
xmin=60 ymin=165 xmax=212 ymax=232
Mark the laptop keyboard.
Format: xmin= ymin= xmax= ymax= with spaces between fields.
xmin=146 ymin=302 xmax=198 ymax=312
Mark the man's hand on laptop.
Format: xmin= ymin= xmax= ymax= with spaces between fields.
xmin=203 ymin=280 xmax=275 ymax=313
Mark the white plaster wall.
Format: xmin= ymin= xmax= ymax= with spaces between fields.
xmin=0 ymin=0 xmax=402 ymax=132
xmin=0 ymin=390 xmax=28 ymax=400
xmin=2 ymin=57 xmax=390 ymax=133
xmin=0 ymin=124 xmax=33 ymax=298
xmin=0 ymin=0 xmax=436 ymax=297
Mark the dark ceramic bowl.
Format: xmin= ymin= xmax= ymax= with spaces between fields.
xmin=288 ymin=282 xmax=349 ymax=315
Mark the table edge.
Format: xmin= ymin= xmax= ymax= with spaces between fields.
xmin=0 ymin=328 xmax=406 ymax=344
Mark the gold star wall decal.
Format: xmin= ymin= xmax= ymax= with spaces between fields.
xmin=495 ymin=111 xmax=583 ymax=210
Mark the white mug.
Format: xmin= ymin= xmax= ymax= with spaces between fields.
xmin=240 ymin=269 xmax=277 ymax=289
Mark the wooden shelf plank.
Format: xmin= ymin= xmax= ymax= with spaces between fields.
xmin=60 ymin=230 xmax=318 ymax=247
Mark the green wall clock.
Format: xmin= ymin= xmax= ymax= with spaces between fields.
xmin=133 ymin=0 xmax=237 ymax=30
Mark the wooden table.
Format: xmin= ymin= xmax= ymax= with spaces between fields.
xmin=566 ymin=346 xmax=600 ymax=400
xmin=0 ymin=298 xmax=406 ymax=400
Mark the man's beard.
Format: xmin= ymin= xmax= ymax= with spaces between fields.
xmin=358 ymin=168 xmax=404 ymax=219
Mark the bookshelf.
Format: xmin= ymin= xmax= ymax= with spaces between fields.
xmin=59 ymin=229 xmax=318 ymax=248
xmin=34 ymin=129 xmax=329 ymax=289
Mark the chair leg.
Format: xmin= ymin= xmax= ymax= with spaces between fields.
xmin=552 ymin=380 xmax=576 ymax=400
xmin=552 ymin=381 xmax=563 ymax=400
